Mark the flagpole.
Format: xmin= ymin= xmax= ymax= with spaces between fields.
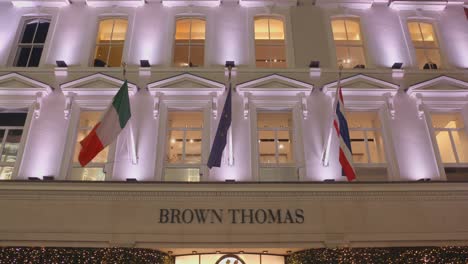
xmin=321 ymin=64 xmax=343 ymax=167
xmin=227 ymin=64 xmax=234 ymax=166
xmin=122 ymin=62 xmax=138 ymax=165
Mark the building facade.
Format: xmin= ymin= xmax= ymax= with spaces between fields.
xmin=0 ymin=0 xmax=467 ymax=263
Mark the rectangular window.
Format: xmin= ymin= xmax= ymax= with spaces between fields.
xmin=94 ymin=18 xmax=128 ymax=67
xmin=165 ymin=111 xmax=203 ymax=181
xmin=71 ymin=111 xmax=108 ymax=181
xmin=257 ymin=112 xmax=296 ymax=181
xmin=14 ymin=18 xmax=50 ymax=67
xmin=174 ymin=18 xmax=205 ymax=67
xmin=347 ymin=112 xmax=386 ymax=165
xmin=408 ymin=21 xmax=441 ymax=69
xmin=431 ymin=113 xmax=468 ymax=164
xmin=0 ymin=113 xmax=27 ymax=180
xmin=254 ymin=17 xmax=286 ymax=68
xmin=331 ymin=18 xmax=366 ymax=69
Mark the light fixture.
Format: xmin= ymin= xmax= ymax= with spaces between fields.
xmin=262 ymin=250 xmax=268 ymax=254
xmin=239 ymin=251 xmax=244 ymax=254
xmin=324 ymin=179 xmax=335 ymax=182
xmin=423 ymin=62 xmax=438 ymax=70
xmin=168 ymin=251 xmax=173 ymax=255
xmin=43 ymin=176 xmax=55 ymax=181
xmin=28 ymin=177 xmax=41 ymax=181
xmin=225 ymin=179 xmax=236 ymax=182
xmin=309 ymin=60 xmax=320 ymax=68
xmin=391 ymin=62 xmax=403 ymax=69
xmin=171 ymin=138 xmax=176 ymax=144
xmin=216 ymin=251 xmax=221 ymax=254
xmin=190 ymin=139 xmax=194 ymax=143
xmin=279 ymin=144 xmax=284 ymax=149
xmin=192 ymin=251 xmax=197 ymax=254
xmin=354 ymin=64 xmax=365 ymax=69
xmin=56 ymin=60 xmax=67 ymax=67
xmin=126 ymin=178 xmax=138 ymax=182
xmin=140 ymin=60 xmax=151 ymax=68
xmin=286 ymin=250 xmax=292 ymax=254
xmin=417 ymin=178 xmax=431 ymax=182
xmin=225 ymin=61 xmax=236 ymax=68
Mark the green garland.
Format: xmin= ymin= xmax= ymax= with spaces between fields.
xmin=0 ymin=247 xmax=173 ymax=264
xmin=286 ymin=247 xmax=468 ymax=264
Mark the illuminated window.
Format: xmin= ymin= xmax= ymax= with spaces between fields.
xmin=93 ymin=18 xmax=128 ymax=67
xmin=14 ymin=18 xmax=50 ymax=67
xmin=347 ymin=112 xmax=386 ymax=165
xmin=431 ymin=113 xmax=468 ymax=165
xmin=257 ymin=112 xmax=296 ymax=181
xmin=71 ymin=111 xmax=108 ymax=181
xmin=165 ymin=111 xmax=203 ymax=181
xmin=408 ymin=21 xmax=441 ymax=69
xmin=254 ymin=17 xmax=286 ymax=68
xmin=173 ymin=18 xmax=205 ymax=67
xmin=331 ymin=18 xmax=366 ymax=69
xmin=0 ymin=113 xmax=26 ymax=180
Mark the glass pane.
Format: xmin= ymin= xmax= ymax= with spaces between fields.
xmin=414 ymin=49 xmax=428 ymax=69
xmin=175 ymin=19 xmax=191 ymax=40
xmin=258 ymin=130 xmax=276 ymax=164
xmin=94 ymin=45 xmax=110 ymax=67
xmin=28 ymin=47 xmax=43 ymax=67
xmin=452 ymin=130 xmax=468 ymax=163
xmin=173 ymin=44 xmax=189 ymax=66
xmin=79 ymin=111 xmax=101 ymax=128
xmin=335 ymin=46 xmax=351 ymax=68
xmin=168 ymin=112 xmax=203 ymax=128
xmin=20 ymin=20 xmax=38 ymax=43
xmin=367 ymin=130 xmax=386 ymax=163
xmin=190 ymin=19 xmax=205 ymax=40
xmin=419 ymin=22 xmax=437 ymax=46
xmin=15 ymin=47 xmax=31 ymax=67
xmin=347 ymin=112 xmax=381 ymax=129
xmin=350 ymin=130 xmax=367 ymax=163
xmin=348 ymin=46 xmax=366 ymax=67
xmin=269 ymin=18 xmax=284 ymax=40
xmin=259 ymin=167 xmax=297 ymax=181
xmin=277 ymin=130 xmax=293 ymax=163
xmin=425 ymin=49 xmax=441 ymax=66
xmin=96 ymin=19 xmax=115 ymax=43
xmin=431 ymin=113 xmax=464 ymax=129
xmin=185 ymin=130 xmax=202 ymax=163
xmin=435 ymin=131 xmax=456 ymax=163
xmin=408 ymin=22 xmax=423 ymax=42
xmin=257 ymin=112 xmax=292 ymax=128
xmin=269 ymin=44 xmax=286 ymax=67
xmin=107 ymin=45 xmax=123 ymax=67
xmin=2 ymin=129 xmax=23 ymax=162
xmin=345 ymin=20 xmax=361 ymax=41
xmin=167 ymin=130 xmax=184 ymax=163
xmin=33 ymin=20 xmax=50 ymax=43
xmin=254 ymin=18 xmax=269 ymax=40
xmin=0 ymin=166 xmax=14 ymax=180
xmin=190 ymin=45 xmax=204 ymax=67
xmin=255 ymin=43 xmax=270 ymax=67
xmin=164 ymin=168 xmax=200 ymax=182
xmin=331 ymin=20 xmax=347 ymax=41
xmin=70 ymin=167 xmax=105 ymax=181
xmin=73 ymin=111 xmax=109 ymax=164
xmin=111 ymin=19 xmax=128 ymax=41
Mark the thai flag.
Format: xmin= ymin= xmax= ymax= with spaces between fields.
xmin=333 ymin=86 xmax=356 ymax=181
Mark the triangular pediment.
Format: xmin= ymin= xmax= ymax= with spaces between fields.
xmin=323 ymin=74 xmax=398 ymax=94
xmin=60 ymin=73 xmax=137 ymax=96
xmin=0 ymin=73 xmax=52 ymax=96
xmin=407 ymin=76 xmax=468 ymax=95
xmin=236 ymin=74 xmax=313 ymax=97
xmin=148 ymin=73 xmax=225 ymax=96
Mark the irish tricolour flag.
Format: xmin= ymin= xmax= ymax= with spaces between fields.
xmin=78 ymin=80 xmax=131 ymax=167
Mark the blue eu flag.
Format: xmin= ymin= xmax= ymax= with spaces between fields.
xmin=207 ymin=85 xmax=232 ymax=168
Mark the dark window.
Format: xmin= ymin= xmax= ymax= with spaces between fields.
xmin=14 ymin=18 xmax=50 ymax=67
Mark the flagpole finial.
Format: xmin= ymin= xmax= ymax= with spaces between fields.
xmin=122 ymin=62 xmax=127 ymax=80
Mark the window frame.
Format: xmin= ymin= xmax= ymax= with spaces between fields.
xmin=172 ymin=16 xmax=206 ymax=67
xmin=253 ymin=16 xmax=287 ymax=68
xmin=91 ymin=16 xmax=129 ymax=68
xmin=406 ymin=20 xmax=442 ymax=69
xmin=330 ymin=16 xmax=367 ymax=69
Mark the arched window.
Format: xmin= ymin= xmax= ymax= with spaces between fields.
xmin=407 ymin=21 xmax=441 ymax=69
xmin=14 ymin=18 xmax=51 ymax=67
xmin=254 ymin=17 xmax=286 ymax=68
xmin=173 ymin=17 xmax=206 ymax=67
xmin=93 ymin=18 xmax=128 ymax=67
xmin=331 ymin=18 xmax=366 ymax=68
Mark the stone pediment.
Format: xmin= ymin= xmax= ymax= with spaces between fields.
xmin=0 ymin=72 xmax=52 ymax=96
xmin=322 ymin=74 xmax=399 ymax=96
xmin=407 ymin=76 xmax=468 ymax=96
xmin=148 ymin=73 xmax=225 ymax=96
xmin=60 ymin=73 xmax=137 ymax=96
xmin=236 ymin=74 xmax=313 ymax=97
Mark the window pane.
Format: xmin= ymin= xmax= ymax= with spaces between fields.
xmin=0 ymin=166 xmax=14 ymax=180
xmin=107 ymin=45 xmax=123 ymax=67
xmin=425 ymin=49 xmax=441 ymax=66
xmin=96 ymin=19 xmax=115 ymax=43
xmin=111 ymin=19 xmax=128 ymax=41
xmin=431 ymin=113 xmax=464 ymax=129
xmin=94 ymin=45 xmax=109 ymax=67
xmin=257 ymin=112 xmax=292 ymax=128
xmin=175 ymin=19 xmax=191 ymax=40
xmin=70 ymin=167 xmax=105 ymax=181
xmin=20 ymin=20 xmax=38 ymax=43
xmin=258 ymin=130 xmax=276 ymax=164
xmin=255 ymin=43 xmax=270 ymax=67
xmin=335 ymin=46 xmax=351 ymax=68
xmin=435 ymin=130 xmax=457 ymax=163
xmin=190 ymin=19 xmax=206 ymax=40
xmin=350 ymin=130 xmax=367 ymax=163
xmin=348 ymin=46 xmax=366 ymax=67
xmin=15 ymin=47 xmax=31 ymax=67
xmin=33 ymin=20 xmax=50 ymax=43
xmin=419 ymin=22 xmax=437 ymax=46
xmin=167 ymin=130 xmax=183 ymax=163
xmin=73 ymin=111 xmax=109 ymax=164
xmin=0 ymin=113 xmax=27 ymax=126
xmin=414 ymin=49 xmax=428 ymax=69
xmin=2 ymin=129 xmax=23 ymax=162
xmin=173 ymin=45 xmax=189 ymax=66
xmin=331 ymin=20 xmax=347 ymax=41
xmin=277 ymin=130 xmax=293 ymax=163
xmin=168 ymin=112 xmax=203 ymax=128
xmin=452 ymin=130 xmax=468 ymax=163
xmin=345 ymin=20 xmax=361 ymax=41
xmin=185 ymin=130 xmax=202 ymax=163
xmin=408 ymin=22 xmax=423 ymax=42
xmin=347 ymin=112 xmax=381 ymax=129
xmin=367 ymin=130 xmax=386 ymax=163
xmin=190 ymin=45 xmax=204 ymax=67
xmin=28 ymin=47 xmax=43 ymax=67
xmin=164 ymin=168 xmax=200 ymax=182
xmin=254 ymin=18 xmax=269 ymax=40
xmin=269 ymin=19 xmax=284 ymax=40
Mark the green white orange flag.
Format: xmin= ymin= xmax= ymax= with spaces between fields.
xmin=78 ymin=80 xmax=131 ymax=167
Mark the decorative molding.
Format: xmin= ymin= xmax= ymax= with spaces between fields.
xmin=300 ymin=93 xmax=308 ymax=120
xmin=153 ymin=94 xmax=161 ymax=119
xmin=239 ymin=0 xmax=297 ymax=7
xmin=147 ymin=73 xmax=225 ymax=96
xmin=11 ymin=0 xmax=70 ymax=7
xmin=384 ymin=93 xmax=395 ymax=119
xmin=243 ymin=93 xmax=250 ymax=119
xmin=85 ymin=0 xmax=144 ymax=7
xmin=388 ymin=0 xmax=464 ymax=11
xmin=162 ymin=0 xmax=220 ymax=7
xmin=237 ymin=74 xmax=313 ymax=97
xmin=64 ymin=93 xmax=75 ymax=120
xmin=315 ymin=0 xmax=377 ymax=9
xmin=406 ymin=75 xmax=468 ymax=95
xmin=211 ymin=92 xmax=218 ymax=119
xmin=0 ymin=72 xmax=52 ymax=96
xmin=60 ymin=73 xmax=137 ymax=96
xmin=33 ymin=92 xmax=43 ymax=119
xmin=413 ymin=93 xmax=425 ymax=119
xmin=322 ymin=74 xmax=399 ymax=94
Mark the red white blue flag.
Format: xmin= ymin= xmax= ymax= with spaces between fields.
xmin=333 ymin=86 xmax=356 ymax=181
